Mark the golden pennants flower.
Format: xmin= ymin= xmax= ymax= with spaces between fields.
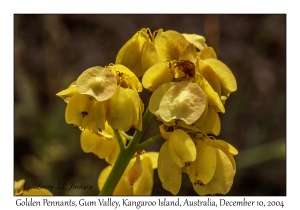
xmin=157 ymin=130 xmax=237 ymax=196
xmin=80 ymin=122 xmax=126 ymax=165
xmin=106 ymin=64 xmax=144 ymax=132
xmin=57 ymin=64 xmax=144 ymax=133
xmin=116 ymin=28 xmax=159 ymax=77
xmin=189 ymin=136 xmax=237 ymax=195
xmin=55 ymin=28 xmax=238 ymax=196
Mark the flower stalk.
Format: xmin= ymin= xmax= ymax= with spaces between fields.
xmin=99 ymin=108 xmax=154 ymax=195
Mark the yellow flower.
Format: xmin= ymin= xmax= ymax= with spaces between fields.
xmin=56 ymin=66 xmax=114 ymax=133
xmin=188 ymin=136 xmax=237 ymax=195
xmin=57 ymin=64 xmax=144 ymax=133
xmin=157 ymin=132 xmax=237 ymax=196
xmin=80 ymin=122 xmax=126 ymax=165
xmin=142 ymin=33 xmax=236 ymax=135
xmin=106 ymin=64 xmax=144 ymax=132
xmin=98 ymin=152 xmax=158 ymax=195
xmin=14 ymin=179 xmax=53 ymax=196
xmin=141 ymin=31 xmax=195 ymax=91
xmin=116 ymin=28 xmax=159 ymax=77
xmin=142 ymin=29 xmax=236 ymax=117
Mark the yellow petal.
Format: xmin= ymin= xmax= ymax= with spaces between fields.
xmin=104 ymin=142 xmax=120 ymax=165
xmin=198 ymin=76 xmax=224 ymax=113
xmin=113 ymin=177 xmax=134 ymax=195
xmin=65 ymin=92 xmax=93 ymax=128
xmin=98 ymin=165 xmax=133 ymax=195
xmin=211 ymin=113 xmax=221 ymax=136
xmin=213 ymin=140 xmax=238 ymax=155
xmin=155 ymin=30 xmax=190 ymax=61
xmin=142 ymin=61 xmax=173 ymax=92
xmin=158 ymin=141 xmax=182 ymax=195
xmin=76 ymin=66 xmax=117 ymax=101
xmin=197 ymin=61 xmax=221 ymax=96
xmin=211 ymin=141 xmax=237 ymax=170
xmin=168 ymin=129 xmax=197 ymax=167
xmin=22 ymin=188 xmax=53 ymax=196
xmin=159 ymin=124 xmax=172 ymax=141
xmin=188 ymin=140 xmax=216 ymax=185
xmin=144 ymin=152 xmax=159 ymax=169
xmin=197 ymin=47 xmax=217 ymax=59
xmin=97 ymin=122 xmax=114 ymax=140
xmin=115 ymin=28 xmax=150 ymax=77
xmin=128 ymin=87 xmax=142 ymax=131
xmin=141 ymin=40 xmax=160 ymax=72
xmin=85 ymin=100 xmax=107 ymax=133
xmin=193 ymin=148 xmax=235 ymax=195
xmin=193 ymin=100 xmax=208 ymax=128
xmin=108 ymin=64 xmax=143 ymax=92
xmin=179 ymin=43 xmax=197 ymax=62
xmin=80 ymin=129 xmax=115 ymax=159
xmin=149 ymin=82 xmax=175 ymax=117
xmin=182 ymin=33 xmax=207 ymax=50
xmin=56 ymin=81 xmax=77 ymax=103
xmin=107 ymin=86 xmax=134 ymax=132
xmin=202 ymin=58 xmax=237 ymax=95
xmin=133 ymin=156 xmax=154 ymax=195
xmin=136 ymin=98 xmax=144 ymax=131
xmin=159 ymin=81 xmax=206 ymax=125
xmin=196 ymin=106 xmax=217 ymax=134
xmin=98 ymin=165 xmax=112 ymax=191
xmin=176 ymin=121 xmax=202 ymax=132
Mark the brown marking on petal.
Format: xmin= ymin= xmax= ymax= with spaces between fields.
xmin=194 ymin=180 xmax=204 ymax=186
xmin=185 ymin=162 xmax=191 ymax=167
xmin=81 ymin=111 xmax=88 ymax=117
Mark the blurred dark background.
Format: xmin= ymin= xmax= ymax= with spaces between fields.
xmin=14 ymin=14 xmax=286 ymax=196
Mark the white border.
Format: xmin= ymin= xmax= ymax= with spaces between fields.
xmin=3 ymin=0 xmax=296 ymax=208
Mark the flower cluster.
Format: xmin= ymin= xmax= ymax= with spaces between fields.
xmin=56 ymin=28 xmax=237 ymax=196
xmin=126 ymin=29 xmax=237 ymax=195
xmin=57 ymin=64 xmax=144 ymax=133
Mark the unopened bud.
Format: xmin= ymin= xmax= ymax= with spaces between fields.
xmin=127 ymin=154 xmax=142 ymax=185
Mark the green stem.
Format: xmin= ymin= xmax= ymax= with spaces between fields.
xmin=119 ymin=131 xmax=133 ymax=141
xmin=114 ymin=129 xmax=125 ymax=151
xmin=99 ymin=108 xmax=154 ymax=195
xmin=137 ymin=133 xmax=162 ymax=150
